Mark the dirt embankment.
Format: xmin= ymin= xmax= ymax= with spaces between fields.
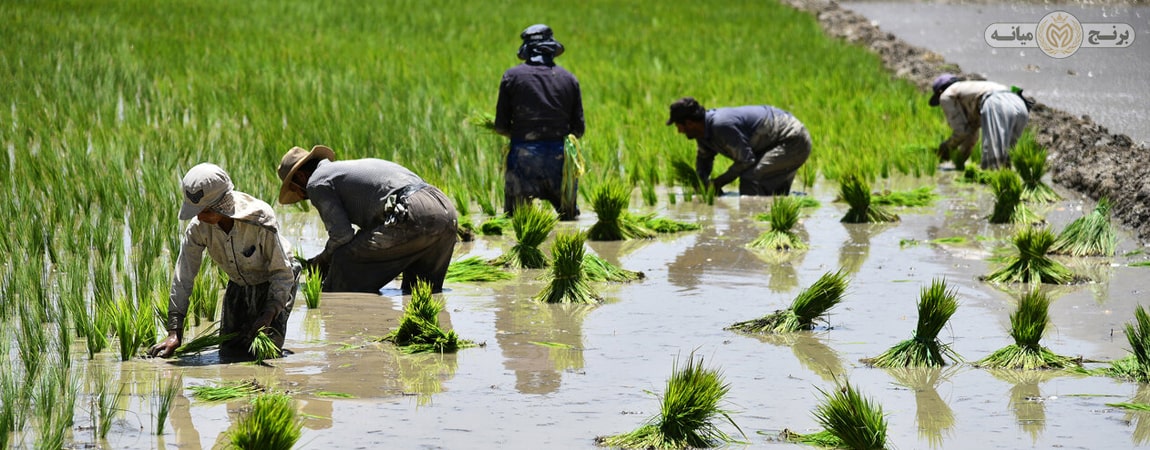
xmin=785 ymin=0 xmax=1150 ymax=244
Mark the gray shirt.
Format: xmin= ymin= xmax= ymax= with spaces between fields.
xmin=306 ymin=158 xmax=425 ymax=258
xmin=695 ymin=106 xmax=806 ymax=187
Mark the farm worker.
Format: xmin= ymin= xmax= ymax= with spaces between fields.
xmin=666 ymin=97 xmax=811 ymax=196
xmin=277 ymin=145 xmax=458 ymax=294
xmin=494 ymin=23 xmax=585 ymax=221
xmin=929 ymin=73 xmax=1030 ymax=170
xmin=148 ymin=163 xmax=300 ymax=360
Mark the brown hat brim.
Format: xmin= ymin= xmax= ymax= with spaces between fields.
xmin=277 ymin=145 xmax=335 ymax=204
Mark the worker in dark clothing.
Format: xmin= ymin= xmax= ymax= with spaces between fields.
xmin=494 ymin=24 xmax=585 ymax=221
xmin=666 ymin=97 xmax=811 ymax=196
xmin=277 ymin=145 xmax=458 ymax=294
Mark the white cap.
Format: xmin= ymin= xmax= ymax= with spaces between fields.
xmin=179 ymin=163 xmax=235 ymax=220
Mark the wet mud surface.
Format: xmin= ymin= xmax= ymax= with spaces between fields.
xmin=789 ymin=0 xmax=1150 ymax=244
xmin=110 ymin=174 xmax=1150 ymax=449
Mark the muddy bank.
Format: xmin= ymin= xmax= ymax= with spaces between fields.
xmin=784 ymin=0 xmax=1150 ymax=243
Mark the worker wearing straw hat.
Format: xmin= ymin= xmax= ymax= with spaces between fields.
xmin=277 ymin=145 xmax=458 ymax=294
xmin=666 ymin=97 xmax=811 ymax=196
xmin=149 ymin=163 xmax=300 ymax=361
xmin=494 ymin=23 xmax=585 ymax=221
xmin=929 ymin=73 xmax=1031 ymax=170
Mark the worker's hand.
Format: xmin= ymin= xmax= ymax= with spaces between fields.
xmin=709 ymin=178 xmax=725 ymax=196
xmin=147 ymin=332 xmax=182 ymax=358
xmin=936 ymin=141 xmax=950 ymax=162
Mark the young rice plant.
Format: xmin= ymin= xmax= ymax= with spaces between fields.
xmin=727 ymin=270 xmax=849 ymax=334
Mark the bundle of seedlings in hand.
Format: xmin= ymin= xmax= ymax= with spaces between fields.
xmin=987 ymin=170 xmax=1040 ymax=224
xmin=596 ymin=352 xmax=743 ymax=450
xmin=490 ymin=202 xmax=557 ymax=269
xmin=748 ymin=195 xmax=806 ymax=251
xmin=534 ymin=231 xmax=601 ymax=304
xmin=300 ymin=266 xmax=323 ymax=309
xmin=228 ymin=392 xmax=303 ymax=450
xmin=446 ymin=256 xmax=514 ymax=282
xmin=985 ymin=226 xmax=1076 ymax=285
xmin=464 ymin=111 xmax=496 ymax=132
xmin=1011 ymin=132 xmax=1060 ymax=204
xmin=670 ymin=158 xmax=716 ymax=204
xmin=249 ymin=329 xmax=280 ymax=364
xmin=839 ymin=172 xmax=898 ymax=223
xmin=1100 ymin=305 xmax=1150 ymax=383
xmin=584 ymin=253 xmax=644 ymax=282
xmin=1049 ymin=198 xmax=1117 ymax=257
xmin=974 ymin=289 xmax=1080 ymax=370
xmin=726 ymin=270 xmax=848 ymax=334
xmin=188 ymin=379 xmax=267 ymax=403
xmin=587 ymin=183 xmax=656 ymax=241
xmin=785 ymin=379 xmax=888 ymax=450
xmin=862 ymin=278 xmax=961 ymax=368
xmin=383 ymin=280 xmax=475 ymax=354
xmin=173 ymin=322 xmax=237 ymax=357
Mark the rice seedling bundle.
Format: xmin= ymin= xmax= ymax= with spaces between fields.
xmin=189 ymin=379 xmax=267 ymax=403
xmin=862 ymin=279 xmax=961 ymax=368
xmin=446 ymin=256 xmax=514 ymax=282
xmin=249 ymin=329 xmax=281 ymax=363
xmin=748 ymin=195 xmax=807 ymax=251
xmin=1100 ymin=305 xmax=1150 ymax=383
xmin=300 ymin=265 xmax=323 ymax=309
xmin=228 ymin=393 xmax=303 ymax=450
xmin=596 ymin=352 xmax=743 ymax=449
xmin=587 ymin=183 xmax=656 ymax=241
xmin=490 ymin=203 xmax=556 ymax=269
xmin=974 ymin=290 xmax=1079 ymax=370
xmin=727 ymin=270 xmax=848 ymax=334
xmin=1050 ymin=198 xmax=1117 ymax=257
xmin=839 ymin=173 xmax=898 ymax=223
xmin=985 ymin=226 xmax=1076 ymax=285
xmin=1011 ymin=132 xmax=1060 ymax=204
xmin=478 ymin=215 xmax=510 ymax=236
xmin=638 ymin=214 xmax=700 ymax=233
xmin=987 ymin=169 xmax=1026 ymax=224
xmin=383 ymin=280 xmax=475 ymax=354
xmin=789 ymin=379 xmax=888 ymax=450
xmin=534 ymin=231 xmax=601 ymax=304
xmin=871 ymin=186 xmax=937 ymax=207
xmin=583 ymin=253 xmax=644 ymax=283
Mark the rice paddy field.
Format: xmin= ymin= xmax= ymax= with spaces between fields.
xmin=2 ymin=0 xmax=1149 ymax=449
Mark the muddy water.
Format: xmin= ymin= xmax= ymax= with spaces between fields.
xmin=85 ymin=173 xmax=1150 ymax=449
xmin=841 ymin=1 xmax=1150 ymax=147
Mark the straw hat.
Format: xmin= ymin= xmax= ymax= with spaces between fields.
xmin=277 ymin=145 xmax=335 ymax=204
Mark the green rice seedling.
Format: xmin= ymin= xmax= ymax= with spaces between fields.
xmin=228 ymin=392 xmax=303 ymax=450
xmin=17 ymin=300 xmax=47 ymax=381
xmin=987 ymin=169 xmax=1024 ymax=224
xmin=587 ymin=183 xmax=656 ymax=241
xmin=596 ymin=352 xmax=743 ymax=449
xmin=189 ymin=379 xmax=267 ymax=403
xmin=638 ymin=214 xmax=700 ymax=233
xmin=173 ymin=323 xmax=237 ymax=357
xmin=1050 ymin=198 xmax=1117 ymax=257
xmin=34 ymin=363 xmax=78 ymax=450
xmin=490 ymin=202 xmax=556 ymax=269
xmin=839 ymin=173 xmax=899 ymax=223
xmin=478 ymin=215 xmax=510 ymax=236
xmin=748 ymin=195 xmax=807 ymax=251
xmin=584 ymin=253 xmax=645 ymax=282
xmin=1011 ymin=132 xmax=1060 ymax=204
xmin=446 ymin=256 xmax=514 ymax=282
xmin=189 ymin=261 xmax=223 ymax=326
xmin=669 ymin=158 xmax=716 ymax=205
xmin=727 ymin=270 xmax=849 ymax=334
xmin=985 ymin=226 xmax=1077 ymax=285
xmin=249 ymin=328 xmax=281 ymax=363
xmin=534 ymin=231 xmax=601 ymax=304
xmin=1098 ymin=306 xmax=1150 ymax=383
xmin=974 ymin=290 xmax=1080 ymax=370
xmin=871 ymin=186 xmax=938 ymax=207
xmin=300 ymin=265 xmax=323 ymax=309
xmin=791 ymin=379 xmax=888 ymax=450
xmin=383 ymin=280 xmax=476 ymax=354
xmin=152 ymin=374 xmax=180 ymax=435
xmin=861 ymin=278 xmax=962 ymax=367
xmin=95 ymin=377 xmax=126 ymax=439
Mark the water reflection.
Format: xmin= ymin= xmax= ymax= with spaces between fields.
xmin=839 ymin=222 xmax=895 ymax=275
xmin=989 ymin=369 xmax=1064 ymax=442
xmin=885 ymin=366 xmax=960 ymax=449
xmin=666 ymin=202 xmax=764 ymax=291
xmin=751 ymin=332 xmax=844 ymax=382
xmin=493 ymin=281 xmax=591 ymax=395
xmin=393 ymin=351 xmax=459 ymax=406
xmin=1123 ymin=384 xmax=1150 ymax=445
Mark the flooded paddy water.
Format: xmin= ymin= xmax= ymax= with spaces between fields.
xmin=78 ymin=171 xmax=1150 ymax=449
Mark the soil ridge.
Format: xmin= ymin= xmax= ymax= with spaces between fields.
xmin=785 ymin=0 xmax=1150 ymax=243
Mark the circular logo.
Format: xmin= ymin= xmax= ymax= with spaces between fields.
xmin=1036 ymin=11 xmax=1083 ymax=58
